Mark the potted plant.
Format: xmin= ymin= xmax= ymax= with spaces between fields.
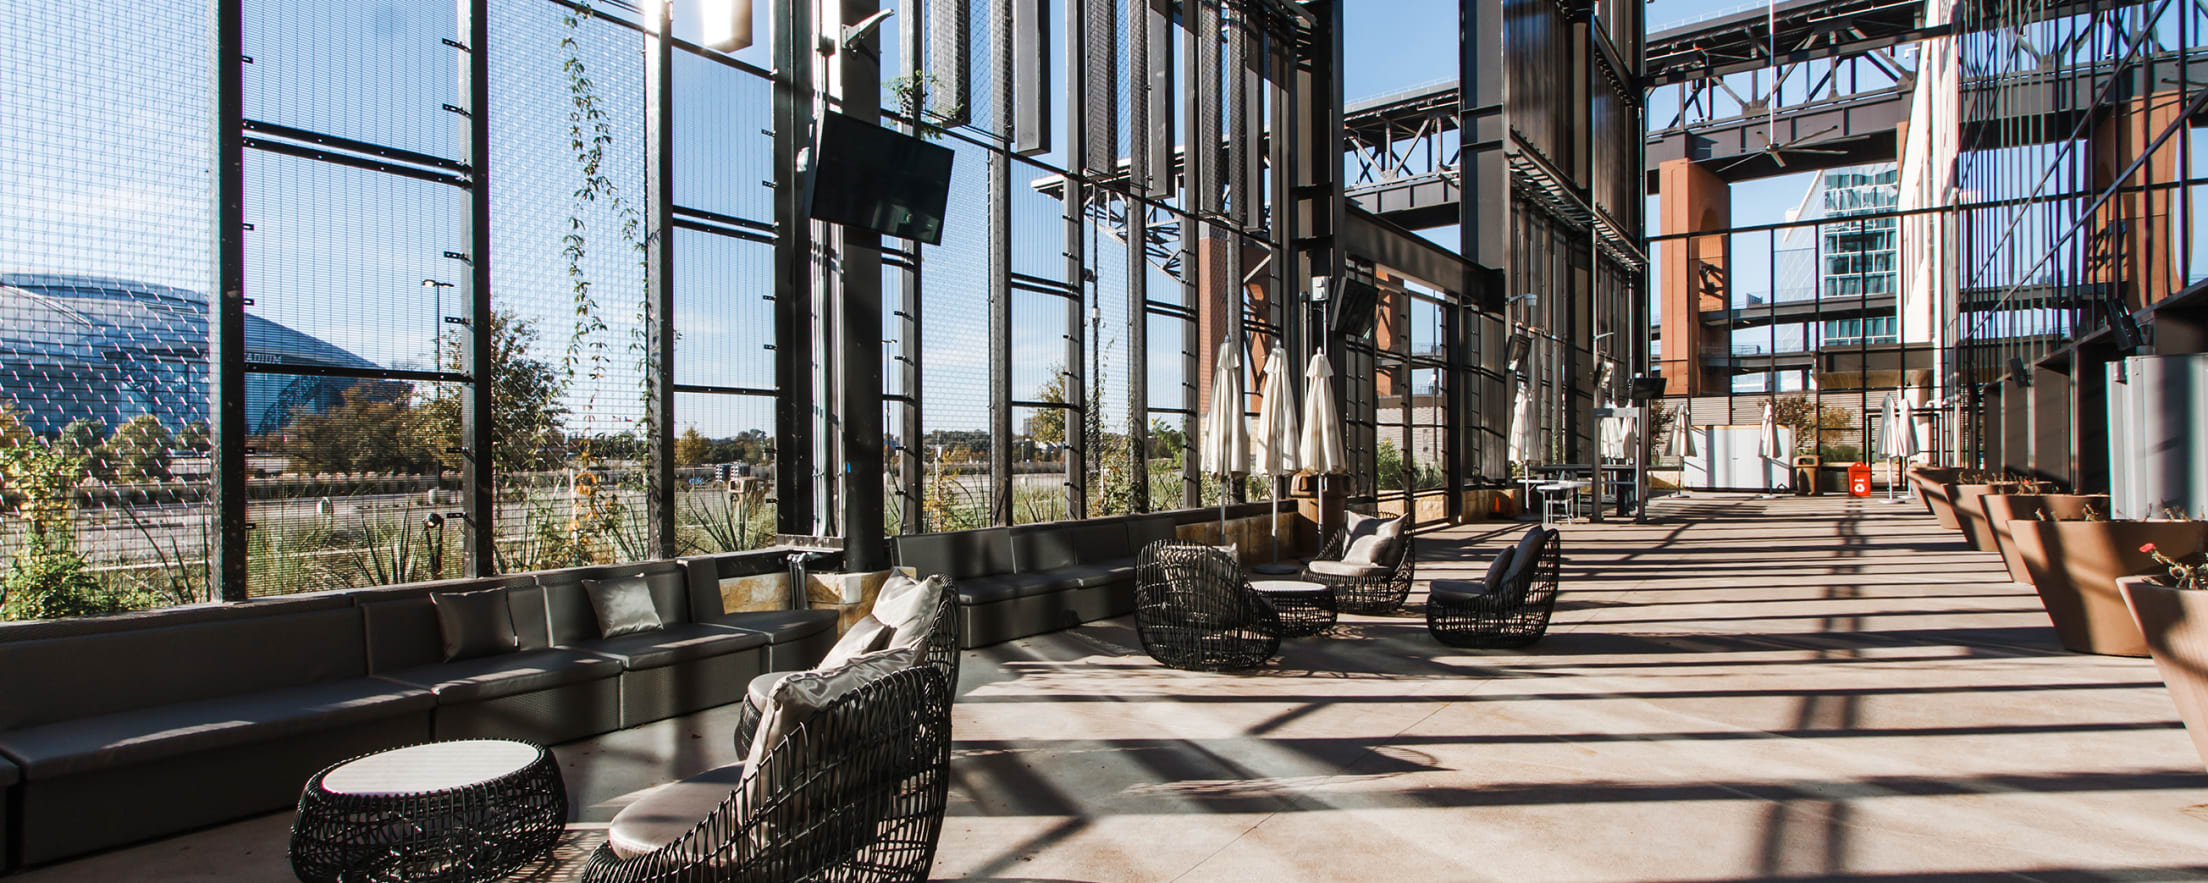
xmin=1983 ymin=494 xmax=2111 ymax=584
xmin=2009 ymin=516 xmax=2208 ymax=656
xmin=2118 ymin=541 xmax=2208 ymax=771
xmin=1910 ymin=466 xmax=1965 ymax=527
xmin=1948 ymin=474 xmax=2024 ymax=551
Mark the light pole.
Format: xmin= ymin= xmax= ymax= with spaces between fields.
xmin=422 ymin=279 xmax=455 ymax=371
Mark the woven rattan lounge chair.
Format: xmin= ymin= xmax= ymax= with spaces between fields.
xmin=733 ymin=584 xmax=960 ymax=752
xmin=1301 ymin=514 xmax=1416 ymax=614
xmin=1135 ymin=539 xmax=1283 ymax=671
xmin=1426 ymin=526 xmax=1561 ymax=648
xmin=580 ymin=663 xmax=953 ymax=883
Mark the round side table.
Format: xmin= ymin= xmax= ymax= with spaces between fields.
xmin=290 ymin=739 xmax=567 ymax=883
xmin=1252 ymin=579 xmax=1336 ymax=637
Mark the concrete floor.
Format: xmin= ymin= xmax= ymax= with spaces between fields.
xmin=21 ymin=495 xmax=2208 ymax=881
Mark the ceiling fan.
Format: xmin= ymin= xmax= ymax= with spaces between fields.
xmin=1720 ymin=123 xmax=1849 ymax=173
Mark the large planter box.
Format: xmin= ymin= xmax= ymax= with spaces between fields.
xmin=2008 ymin=521 xmax=2208 ymax=656
xmin=1949 ymin=483 xmax=2019 ymax=551
xmin=1908 ymin=466 xmax=1963 ymax=513
xmin=1983 ymin=494 xmax=2113 ymax=584
xmin=1921 ymin=478 xmax=1966 ymax=529
xmin=2118 ymin=577 xmax=2208 ymax=772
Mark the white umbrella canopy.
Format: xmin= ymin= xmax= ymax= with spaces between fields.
xmin=1199 ymin=336 xmax=1247 ymax=539
xmin=1249 ymin=346 xmax=1299 ymax=560
xmin=1757 ymin=401 xmax=1781 ymax=459
xmin=1297 ymin=352 xmax=1346 ymax=474
xmin=1199 ymin=337 xmax=1248 ymax=478
xmin=1507 ymin=377 xmax=1537 ymax=465
xmin=1250 ymin=346 xmax=1300 ymax=478
xmin=1666 ymin=420 xmax=1697 ymax=459
xmin=1881 ymin=392 xmax=1920 ymax=459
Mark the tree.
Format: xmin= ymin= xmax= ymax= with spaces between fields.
xmin=1024 ymin=364 xmax=1069 ymax=446
xmin=674 ymin=426 xmax=710 ymax=467
xmin=1770 ymin=393 xmax=1854 ymax=456
xmin=409 ymin=311 xmax=570 ymax=479
xmin=102 ymin=414 xmax=175 ymax=482
xmin=282 ymin=384 xmax=422 ymax=474
xmin=0 ymin=402 xmax=34 ymax=449
xmin=0 ymin=442 xmax=113 ymax=620
xmin=55 ymin=419 xmax=110 ymax=481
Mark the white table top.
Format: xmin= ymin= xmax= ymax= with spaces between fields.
xmin=1251 ymin=579 xmax=1326 ymax=594
xmin=321 ymin=740 xmax=541 ymax=796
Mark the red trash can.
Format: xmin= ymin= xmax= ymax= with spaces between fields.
xmin=1847 ymin=462 xmax=1873 ymax=497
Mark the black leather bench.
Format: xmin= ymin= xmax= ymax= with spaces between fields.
xmin=0 ymin=596 xmax=433 ymax=867
xmin=898 ymin=514 xmax=1182 ymax=648
xmin=359 ymin=576 xmax=627 ymax=744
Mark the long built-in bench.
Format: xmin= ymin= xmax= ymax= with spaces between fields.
xmin=896 ymin=512 xmax=1183 ymax=648
xmin=0 ymin=548 xmax=838 ymax=870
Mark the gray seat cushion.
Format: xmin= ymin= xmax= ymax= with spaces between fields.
xmin=378 ymin=648 xmax=622 ymax=704
xmin=715 ymin=609 xmax=839 ymax=645
xmin=1306 ymin=559 xmax=1388 ymax=579
xmin=954 ymin=572 xmax=1067 ymax=604
xmin=607 ymin=762 xmax=748 ymax=858
xmin=745 ymin=670 xmax=787 ymax=709
xmin=580 ymin=623 xmax=768 ymax=670
xmin=1427 ymin=579 xmax=1494 ymax=606
xmin=1052 ymin=563 xmax=1134 ymax=589
xmin=0 ymin=677 xmax=433 ymax=779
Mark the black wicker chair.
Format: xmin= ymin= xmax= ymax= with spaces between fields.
xmin=581 ymin=664 xmax=954 ymax=883
xmin=1301 ymin=518 xmax=1416 ymax=614
xmin=1135 ymin=539 xmax=1283 ymax=671
xmin=1426 ymin=526 xmax=1561 ymax=648
xmin=735 ymin=585 xmax=961 ymax=752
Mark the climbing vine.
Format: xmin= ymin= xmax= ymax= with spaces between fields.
xmin=557 ymin=0 xmax=650 ymax=564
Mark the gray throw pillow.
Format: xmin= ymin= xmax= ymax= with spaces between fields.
xmin=432 ymin=589 xmax=517 ymax=662
xmin=1481 ymin=546 xmax=1516 ymax=592
xmin=1344 ymin=517 xmax=1404 ymax=566
xmin=585 ymin=575 xmax=664 ymax=638
xmin=741 ymin=645 xmax=921 ymax=810
xmin=818 ymin=614 xmax=895 ymax=668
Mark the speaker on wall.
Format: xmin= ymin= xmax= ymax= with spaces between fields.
xmin=1328 ymin=263 xmax=1379 ymax=339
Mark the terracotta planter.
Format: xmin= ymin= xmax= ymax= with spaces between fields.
xmin=1949 ymin=483 xmax=2019 ymax=551
xmin=2008 ymin=520 xmax=2208 ymax=656
xmin=2118 ymin=577 xmax=2208 ymax=772
xmin=1923 ymin=480 xmax=1963 ymax=529
xmin=1983 ymin=494 xmax=2113 ymax=584
xmin=1908 ymin=467 xmax=1962 ymax=514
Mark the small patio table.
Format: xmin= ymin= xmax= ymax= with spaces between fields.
xmin=290 ymin=739 xmax=566 ymax=883
xmin=1252 ymin=579 xmax=1336 ymax=636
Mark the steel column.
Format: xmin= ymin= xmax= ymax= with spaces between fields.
xmin=461 ymin=0 xmax=496 ymax=571
xmin=774 ymin=0 xmax=816 ymax=536
xmin=834 ymin=0 xmax=888 ymax=570
xmin=209 ymin=0 xmax=248 ymax=601
xmin=643 ymin=0 xmax=677 ymax=559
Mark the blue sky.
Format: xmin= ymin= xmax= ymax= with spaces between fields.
xmin=4 ymin=0 xmax=1777 ymax=442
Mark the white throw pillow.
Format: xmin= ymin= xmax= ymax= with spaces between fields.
xmin=1344 ymin=517 xmax=1404 ymax=566
xmin=817 ymin=615 xmax=894 ymax=668
xmin=872 ymin=572 xmax=946 ymax=647
xmin=739 ymin=645 xmax=920 ymax=811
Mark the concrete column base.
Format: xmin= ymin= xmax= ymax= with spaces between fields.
xmin=805 ymin=567 xmax=914 ymax=632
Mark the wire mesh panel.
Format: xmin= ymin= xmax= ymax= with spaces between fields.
xmin=486 ymin=4 xmax=651 ymax=572
xmin=0 ymin=0 xmax=215 ymax=617
xmin=919 ymin=138 xmax=997 ymax=533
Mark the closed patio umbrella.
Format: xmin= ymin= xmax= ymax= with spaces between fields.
xmin=1507 ymin=376 xmax=1536 ymax=466
xmin=1298 ymin=351 xmax=1346 ymax=545
xmin=1757 ymin=401 xmax=1782 ymax=494
xmin=1250 ymin=345 xmax=1300 ymax=560
xmin=1879 ymin=392 xmax=1919 ymax=503
xmin=1200 ymin=335 xmax=1248 ymax=540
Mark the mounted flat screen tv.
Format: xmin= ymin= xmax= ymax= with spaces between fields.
xmin=804 ymin=111 xmax=955 ymax=245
